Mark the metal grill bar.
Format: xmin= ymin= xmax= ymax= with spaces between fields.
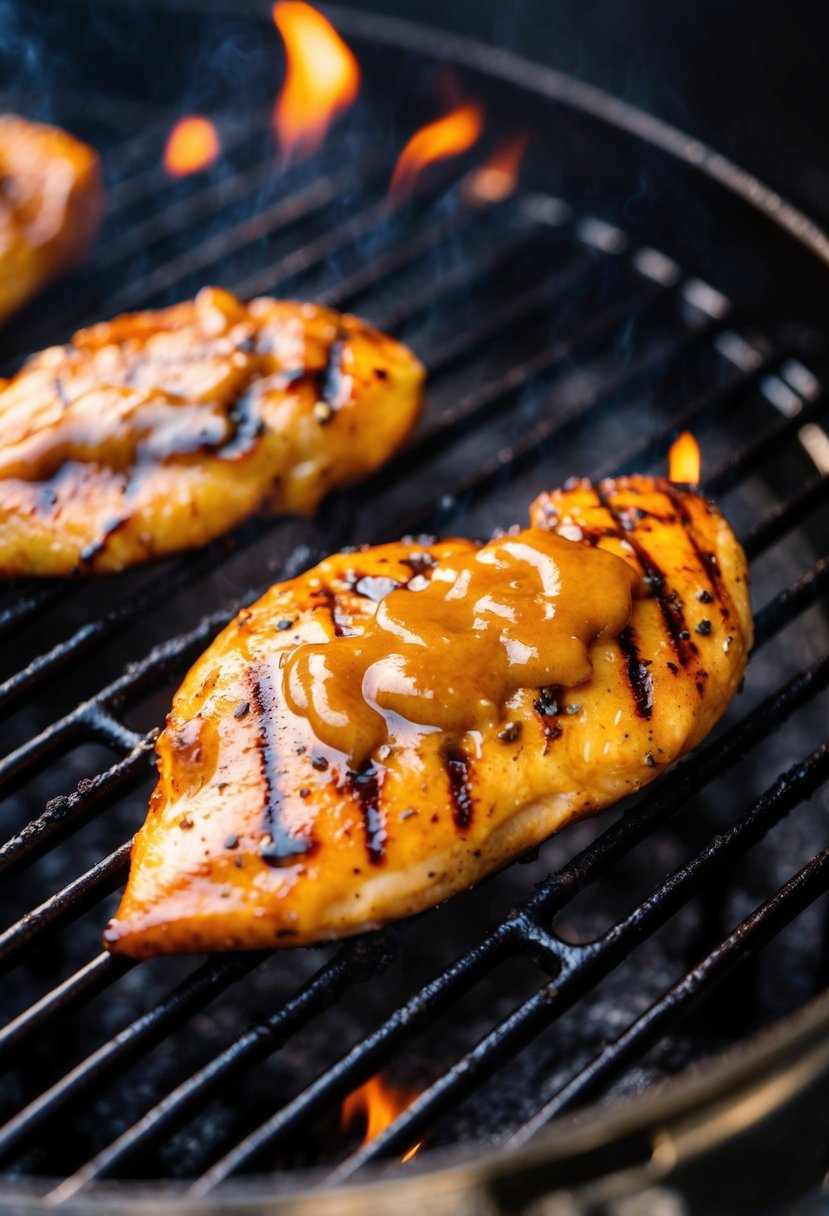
xmin=707 ymin=398 xmax=829 ymax=497
xmin=0 ymin=955 xmax=265 ymax=1165
xmin=0 ymin=844 xmax=129 ymax=976
xmin=325 ymin=222 xmax=540 ymax=321
xmin=507 ymin=844 xmax=829 ymax=1148
xmin=322 ymin=742 xmax=829 ymax=1183
xmin=387 ymin=346 xmax=805 ymax=540
xmin=0 ymin=582 xmax=72 ymax=641
xmin=0 ymin=953 xmax=133 ymax=1067
xmin=598 ymin=356 xmax=784 ymax=480
xmin=0 ymin=740 xmax=153 ymax=877
xmin=0 ymin=609 xmax=229 ymax=799
xmin=741 ymin=475 xmax=829 ymax=559
xmin=753 ymin=557 xmax=829 ymax=649
xmin=48 ymin=936 xmax=396 ymax=1201
xmin=92 ymin=122 xmax=275 ymax=268
xmin=392 ymin=277 xmax=671 ymax=469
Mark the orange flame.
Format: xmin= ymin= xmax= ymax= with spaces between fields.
xmin=163 ymin=116 xmax=221 ymax=178
xmin=272 ymin=1 xmax=360 ymax=159
xmin=341 ymin=1074 xmax=422 ymax=1163
xmin=464 ymin=132 xmax=529 ymax=203
xmin=390 ymin=102 xmax=484 ymax=203
xmin=668 ymin=432 xmax=701 ymax=484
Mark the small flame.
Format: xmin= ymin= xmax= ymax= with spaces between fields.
xmin=341 ymin=1074 xmax=422 ymax=1163
xmin=668 ymin=431 xmax=701 ymax=484
xmin=464 ymin=132 xmax=529 ymax=203
xmin=163 ymin=116 xmax=221 ymax=178
xmin=272 ymin=1 xmax=360 ymax=159
xmin=389 ymin=102 xmax=484 ymax=203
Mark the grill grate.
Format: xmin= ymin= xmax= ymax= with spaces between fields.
xmin=0 ymin=7 xmax=828 ymax=1203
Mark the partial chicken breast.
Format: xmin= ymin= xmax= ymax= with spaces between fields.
xmin=105 ymin=476 xmax=751 ymax=958
xmin=0 ymin=288 xmax=423 ymax=575
xmin=0 ymin=114 xmax=101 ymax=327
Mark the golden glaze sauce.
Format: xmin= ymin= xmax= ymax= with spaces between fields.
xmin=283 ymin=528 xmax=640 ymax=768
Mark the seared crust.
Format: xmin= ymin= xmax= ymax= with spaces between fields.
xmin=0 ymin=288 xmax=423 ymax=575
xmin=105 ymin=476 xmax=751 ymax=958
xmin=0 ymin=114 xmax=101 ymax=326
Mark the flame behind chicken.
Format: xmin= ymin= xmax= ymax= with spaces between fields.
xmin=0 ymin=289 xmax=423 ymax=575
xmin=105 ymin=476 xmax=752 ymax=958
xmin=0 ymin=114 xmax=101 ymax=327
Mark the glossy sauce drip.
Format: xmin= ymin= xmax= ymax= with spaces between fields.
xmin=283 ymin=528 xmax=639 ymax=769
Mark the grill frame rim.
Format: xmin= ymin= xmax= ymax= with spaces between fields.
xmin=1 ymin=5 xmax=828 ymax=1208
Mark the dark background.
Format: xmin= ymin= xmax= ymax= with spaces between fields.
xmin=348 ymin=0 xmax=829 ymax=227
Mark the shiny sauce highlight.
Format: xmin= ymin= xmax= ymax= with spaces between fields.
xmin=282 ymin=528 xmax=639 ymax=769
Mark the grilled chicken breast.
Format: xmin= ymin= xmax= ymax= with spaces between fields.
xmin=0 ymin=288 xmax=423 ymax=575
xmin=105 ymin=476 xmax=751 ymax=958
xmin=0 ymin=115 xmax=101 ymax=327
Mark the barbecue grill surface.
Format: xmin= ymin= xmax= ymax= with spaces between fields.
xmin=0 ymin=3 xmax=828 ymax=1211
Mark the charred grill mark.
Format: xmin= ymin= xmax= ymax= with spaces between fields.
xmin=617 ymin=626 xmax=654 ymax=718
xmin=79 ymin=515 xmax=130 ymax=565
xmin=595 ymin=484 xmax=696 ymax=666
xmin=665 ymin=486 xmax=725 ymax=594
xmin=346 ymin=766 xmax=386 ymax=864
xmin=312 ymin=586 xmax=355 ymax=637
xmin=313 ymin=334 xmax=346 ymax=421
xmin=248 ymin=666 xmax=313 ymax=866
xmin=444 ymin=745 xmax=474 ymax=831
xmin=402 ymin=550 xmax=437 ymax=578
xmin=575 ymin=526 xmax=606 ymax=547
xmin=220 ymin=387 xmax=265 ymax=460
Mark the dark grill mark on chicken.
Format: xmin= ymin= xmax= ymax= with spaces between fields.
xmin=665 ymin=486 xmax=724 ymax=594
xmin=346 ymin=766 xmax=386 ymax=864
xmin=314 ymin=334 xmax=346 ymax=418
xmin=221 ymin=388 xmax=266 ymax=460
xmin=444 ymin=745 xmax=474 ymax=830
xmin=248 ymin=667 xmax=313 ymax=866
xmin=596 ymin=483 xmax=696 ymax=665
xmin=616 ymin=625 xmax=654 ymax=718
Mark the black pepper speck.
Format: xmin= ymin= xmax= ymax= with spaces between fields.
xmin=695 ymin=619 xmax=712 ymax=635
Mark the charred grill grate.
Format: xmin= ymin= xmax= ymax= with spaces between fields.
xmin=0 ymin=2 xmax=828 ymax=1203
